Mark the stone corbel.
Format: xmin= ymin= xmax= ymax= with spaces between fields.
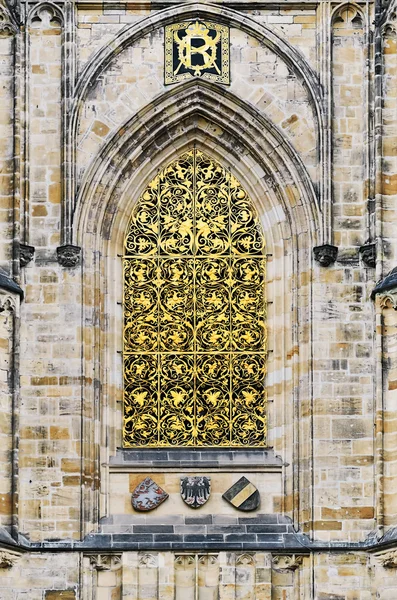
xmin=359 ymin=243 xmax=376 ymax=268
xmin=377 ymin=550 xmax=397 ymax=568
xmin=20 ymin=244 xmax=35 ymax=268
xmin=272 ymin=554 xmax=303 ymax=571
xmin=56 ymin=244 xmax=81 ymax=268
xmin=313 ymin=244 xmax=338 ymax=267
xmin=89 ymin=554 xmax=122 ymax=571
xmin=0 ymin=551 xmax=21 ymax=568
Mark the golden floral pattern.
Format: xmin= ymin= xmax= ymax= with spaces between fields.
xmin=123 ymin=149 xmax=267 ymax=446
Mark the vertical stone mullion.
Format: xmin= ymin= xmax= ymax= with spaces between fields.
xmin=254 ymin=553 xmax=271 ymax=600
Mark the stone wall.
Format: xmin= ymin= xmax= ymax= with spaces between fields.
xmin=0 ymin=0 xmax=396 ymax=596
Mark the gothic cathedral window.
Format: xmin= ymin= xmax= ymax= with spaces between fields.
xmin=123 ymin=149 xmax=267 ymax=447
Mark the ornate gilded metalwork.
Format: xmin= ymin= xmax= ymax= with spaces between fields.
xmin=165 ymin=21 xmax=229 ymax=85
xmin=123 ymin=149 xmax=267 ymax=447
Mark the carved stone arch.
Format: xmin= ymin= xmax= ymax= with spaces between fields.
xmin=28 ymin=1 xmax=63 ymax=28
xmin=72 ymin=3 xmax=323 ymax=119
xmin=377 ymin=0 xmax=397 ymax=29
xmin=74 ymin=78 xmax=317 ymax=531
xmin=74 ymin=79 xmax=321 ymax=247
xmin=66 ymin=2 xmax=329 ymax=244
xmin=382 ymin=22 xmax=397 ymax=37
xmin=0 ymin=295 xmax=16 ymax=314
xmin=0 ymin=1 xmax=18 ymax=36
xmin=331 ymin=2 xmax=365 ymax=28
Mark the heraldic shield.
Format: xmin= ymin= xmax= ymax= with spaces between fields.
xmin=180 ymin=476 xmax=211 ymax=508
xmin=131 ymin=477 xmax=169 ymax=512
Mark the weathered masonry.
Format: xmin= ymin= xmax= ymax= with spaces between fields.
xmin=0 ymin=0 xmax=397 ymax=597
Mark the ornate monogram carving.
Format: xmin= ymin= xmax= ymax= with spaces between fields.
xmin=313 ymin=244 xmax=338 ymax=267
xmin=272 ymin=555 xmax=303 ymax=571
xmin=165 ymin=21 xmax=229 ymax=85
xmin=123 ymin=149 xmax=267 ymax=447
xmin=56 ymin=244 xmax=81 ymax=268
xmin=20 ymin=244 xmax=35 ymax=267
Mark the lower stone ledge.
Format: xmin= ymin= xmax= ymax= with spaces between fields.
xmin=109 ymin=448 xmax=284 ymax=471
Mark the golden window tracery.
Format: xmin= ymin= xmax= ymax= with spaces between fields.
xmin=123 ymin=149 xmax=267 ymax=447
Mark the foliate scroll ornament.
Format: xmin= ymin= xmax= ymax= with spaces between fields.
xmin=313 ymin=244 xmax=338 ymax=267
xmin=20 ymin=244 xmax=35 ymax=267
xmin=89 ymin=555 xmax=122 ymax=571
xmin=56 ymin=244 xmax=81 ymax=268
xmin=0 ymin=551 xmax=20 ymax=568
xmin=272 ymin=555 xmax=303 ymax=571
xmin=123 ymin=149 xmax=267 ymax=448
xmin=377 ymin=550 xmax=397 ymax=568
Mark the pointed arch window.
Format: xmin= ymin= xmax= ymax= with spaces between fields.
xmin=123 ymin=149 xmax=267 ymax=447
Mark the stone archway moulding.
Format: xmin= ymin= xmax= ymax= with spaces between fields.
xmin=73 ymin=88 xmax=317 ymax=530
xmin=66 ymin=2 xmax=329 ymax=244
xmin=74 ymin=79 xmax=321 ymax=247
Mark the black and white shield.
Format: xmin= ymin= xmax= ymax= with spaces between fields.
xmin=222 ymin=476 xmax=260 ymax=511
xmin=180 ymin=476 xmax=211 ymax=508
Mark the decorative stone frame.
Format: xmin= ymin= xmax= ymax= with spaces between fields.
xmin=72 ymin=68 xmax=321 ymax=536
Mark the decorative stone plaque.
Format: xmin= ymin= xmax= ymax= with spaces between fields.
xmin=131 ymin=477 xmax=169 ymax=511
xmin=180 ymin=476 xmax=211 ymax=508
xmin=222 ymin=476 xmax=260 ymax=511
xmin=165 ymin=21 xmax=229 ymax=85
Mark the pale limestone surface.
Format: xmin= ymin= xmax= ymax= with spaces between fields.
xmin=0 ymin=0 xmax=397 ymax=597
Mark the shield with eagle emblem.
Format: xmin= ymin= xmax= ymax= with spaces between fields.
xmin=180 ymin=476 xmax=211 ymax=508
